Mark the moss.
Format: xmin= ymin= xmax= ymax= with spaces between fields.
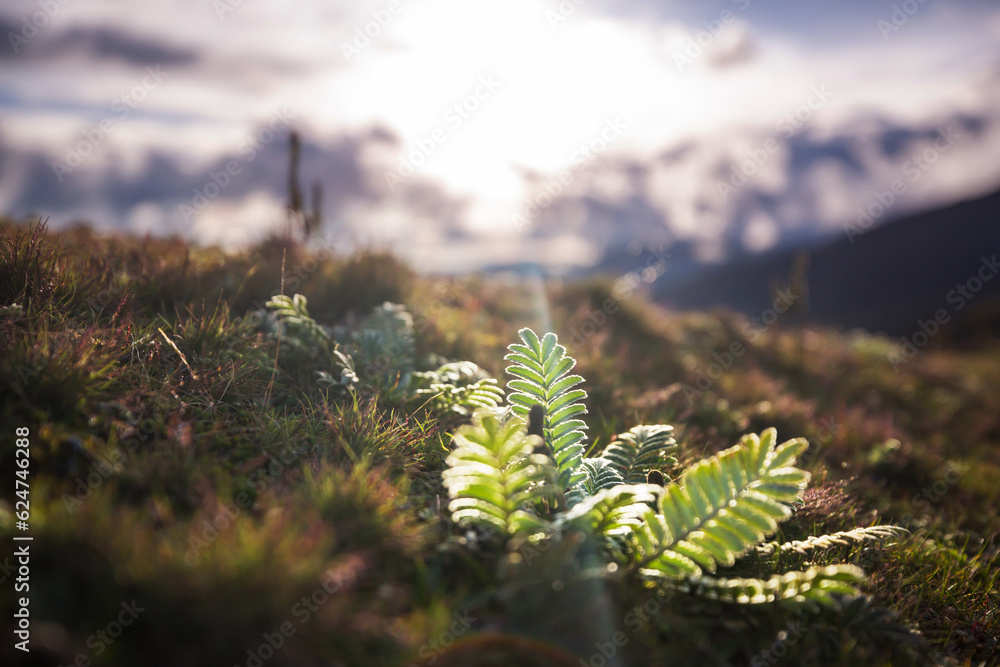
xmin=1 ymin=219 xmax=998 ymax=664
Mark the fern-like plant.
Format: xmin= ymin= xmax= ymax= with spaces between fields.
xmin=566 ymin=458 xmax=624 ymax=506
xmin=441 ymin=329 xmax=908 ymax=611
xmin=504 ymin=328 xmax=588 ymax=489
xmin=626 ymin=429 xmax=880 ymax=605
xmin=673 ymin=565 xmax=865 ymax=605
xmin=442 ymin=410 xmax=556 ymax=536
xmin=601 ymin=424 xmax=678 ymax=483
xmin=557 ymin=484 xmax=661 ymax=564
xmin=265 ymin=294 xmax=330 ymax=354
xmin=347 ymin=302 xmax=416 ymax=395
xmin=753 ymin=525 xmax=910 ymax=557
xmin=636 ymin=429 xmax=809 ymax=578
xmin=264 ymin=299 xmax=506 ymax=410
xmin=412 ymin=361 xmax=504 ymax=417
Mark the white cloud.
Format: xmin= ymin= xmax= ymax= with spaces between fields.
xmin=742 ymin=213 xmax=778 ymax=252
xmin=191 ymin=191 xmax=286 ymax=249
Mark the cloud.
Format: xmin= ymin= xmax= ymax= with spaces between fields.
xmin=44 ymin=26 xmax=200 ymax=66
xmin=704 ymin=23 xmax=756 ymax=68
xmin=0 ymin=16 xmax=24 ymax=58
xmin=2 ymin=0 xmax=1000 ymax=274
xmin=0 ymin=18 xmax=200 ymax=65
xmin=0 ymin=120 xmax=479 ymax=257
xmin=0 ymin=124 xmax=370 ymax=221
xmin=4 ymin=94 xmax=999 ymax=272
xmin=513 ymin=97 xmax=1000 ymax=272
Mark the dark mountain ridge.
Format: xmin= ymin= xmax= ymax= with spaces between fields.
xmin=655 ymin=187 xmax=1000 ymax=338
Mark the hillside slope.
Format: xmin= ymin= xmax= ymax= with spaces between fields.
xmin=1 ymin=221 xmax=998 ymax=666
xmin=657 ymin=188 xmax=1000 ymax=337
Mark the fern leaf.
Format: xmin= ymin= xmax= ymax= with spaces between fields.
xmin=442 ymin=409 xmax=556 ymax=537
xmin=347 ymin=302 xmax=415 ymax=391
xmin=460 ymin=379 xmax=506 ymax=409
xmin=638 ymin=429 xmax=811 ymax=578
xmin=558 ymin=484 xmax=661 ymax=538
xmin=504 ymin=328 xmax=587 ymax=488
xmin=566 ymin=458 xmax=625 ymax=506
xmin=412 ymin=362 xmax=504 ymax=416
xmin=601 ymin=424 xmax=677 ymax=483
xmin=753 ymin=526 xmax=909 ymax=557
xmin=265 ymin=294 xmax=330 ymax=351
xmin=665 ymin=565 xmax=865 ymax=606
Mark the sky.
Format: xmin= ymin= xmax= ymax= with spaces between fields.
xmin=2 ymin=0 xmax=1000 ymax=272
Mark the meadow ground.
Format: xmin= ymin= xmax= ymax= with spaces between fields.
xmin=1 ymin=220 xmax=998 ymax=666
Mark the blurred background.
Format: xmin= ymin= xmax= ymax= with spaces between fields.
xmin=3 ymin=0 xmax=1000 ymax=335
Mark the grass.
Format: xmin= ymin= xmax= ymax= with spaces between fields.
xmin=1 ymin=219 xmax=998 ymax=666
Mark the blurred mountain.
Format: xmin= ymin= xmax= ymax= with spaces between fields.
xmin=654 ymin=187 xmax=1000 ymax=338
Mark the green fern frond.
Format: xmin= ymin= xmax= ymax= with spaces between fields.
xmin=265 ymin=294 xmax=330 ymax=351
xmin=504 ymin=328 xmax=587 ymax=488
xmin=667 ymin=565 xmax=865 ymax=606
xmin=753 ymin=526 xmax=909 ymax=557
xmin=637 ymin=428 xmax=811 ymax=578
xmin=412 ymin=361 xmax=505 ymax=416
xmin=434 ymin=378 xmax=505 ymax=414
xmin=421 ymin=360 xmax=491 ymax=384
xmin=442 ymin=409 xmax=556 ymax=537
xmin=346 ymin=302 xmax=416 ymax=392
xmin=558 ymin=484 xmax=661 ymax=538
xmin=601 ymin=424 xmax=677 ymax=483
xmin=567 ymin=458 xmax=625 ymax=506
